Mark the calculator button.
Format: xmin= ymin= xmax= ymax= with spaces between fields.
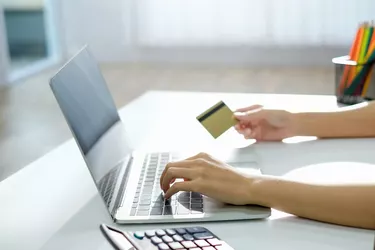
xmin=194 ymin=232 xmax=214 ymax=240
xmin=182 ymin=234 xmax=194 ymax=241
xmin=162 ymin=235 xmax=174 ymax=243
xmin=168 ymin=242 xmax=184 ymax=249
xmin=181 ymin=241 xmax=197 ymax=248
xmin=151 ymin=236 xmax=163 ymax=245
xmin=172 ymin=235 xmax=184 ymax=242
xmin=166 ymin=229 xmax=177 ymax=236
xmin=176 ymin=228 xmax=187 ymax=235
xmin=215 ymin=243 xmax=234 ymax=250
xmin=145 ymin=230 xmax=156 ymax=238
xmin=156 ymin=229 xmax=166 ymax=237
xmin=133 ymin=231 xmax=145 ymax=240
xmin=194 ymin=240 xmax=210 ymax=247
xmin=158 ymin=243 xmax=170 ymax=250
xmin=207 ymin=238 xmax=222 ymax=246
xmin=187 ymin=227 xmax=206 ymax=234
xmin=202 ymin=247 xmax=215 ymax=250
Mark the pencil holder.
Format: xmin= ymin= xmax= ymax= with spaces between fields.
xmin=333 ymin=56 xmax=375 ymax=105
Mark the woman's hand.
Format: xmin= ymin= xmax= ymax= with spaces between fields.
xmin=160 ymin=152 xmax=260 ymax=205
xmin=233 ymin=105 xmax=295 ymax=141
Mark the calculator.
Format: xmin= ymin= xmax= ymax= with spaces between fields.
xmin=100 ymin=224 xmax=235 ymax=250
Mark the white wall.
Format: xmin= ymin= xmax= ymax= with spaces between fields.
xmin=59 ymin=0 xmax=375 ymax=65
xmin=60 ymin=0 xmax=133 ymax=62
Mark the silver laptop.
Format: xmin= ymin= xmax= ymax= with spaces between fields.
xmin=49 ymin=46 xmax=271 ymax=224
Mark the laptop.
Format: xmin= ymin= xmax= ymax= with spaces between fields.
xmin=49 ymin=46 xmax=271 ymax=224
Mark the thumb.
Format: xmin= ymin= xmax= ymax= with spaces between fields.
xmin=233 ymin=107 xmax=266 ymax=123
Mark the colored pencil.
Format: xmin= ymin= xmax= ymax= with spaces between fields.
xmin=347 ymin=25 xmax=365 ymax=85
xmin=339 ymin=25 xmax=362 ymax=93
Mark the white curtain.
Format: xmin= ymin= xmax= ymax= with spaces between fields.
xmin=135 ymin=0 xmax=375 ymax=47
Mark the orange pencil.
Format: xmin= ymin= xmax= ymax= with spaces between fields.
xmin=339 ymin=25 xmax=362 ymax=92
xmin=347 ymin=24 xmax=365 ymax=86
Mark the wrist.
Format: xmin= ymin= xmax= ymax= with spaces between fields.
xmin=289 ymin=112 xmax=311 ymax=137
xmin=248 ymin=175 xmax=276 ymax=207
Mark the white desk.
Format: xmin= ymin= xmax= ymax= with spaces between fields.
xmin=1 ymin=91 xmax=375 ymax=250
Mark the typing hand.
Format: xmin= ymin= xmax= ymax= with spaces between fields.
xmin=160 ymin=152 xmax=259 ymax=205
xmin=233 ymin=105 xmax=294 ymax=141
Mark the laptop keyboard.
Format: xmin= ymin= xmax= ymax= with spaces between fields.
xmin=98 ymin=163 xmax=122 ymax=206
xmin=131 ymin=152 xmax=204 ymax=217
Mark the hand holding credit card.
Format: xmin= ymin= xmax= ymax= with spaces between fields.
xmin=196 ymin=101 xmax=238 ymax=138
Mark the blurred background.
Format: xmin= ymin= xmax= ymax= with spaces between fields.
xmin=0 ymin=0 xmax=374 ymax=180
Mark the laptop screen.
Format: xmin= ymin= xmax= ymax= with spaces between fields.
xmin=49 ymin=46 xmax=131 ymax=185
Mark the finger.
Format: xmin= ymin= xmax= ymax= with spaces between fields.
xmin=161 ymin=167 xmax=196 ymax=192
xmin=235 ymin=104 xmax=263 ymax=112
xmin=245 ymin=126 xmax=262 ymax=140
xmin=164 ymin=181 xmax=195 ymax=199
xmin=160 ymin=160 xmax=195 ymax=187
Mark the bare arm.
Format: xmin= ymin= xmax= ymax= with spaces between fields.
xmin=292 ymin=101 xmax=375 ymax=138
xmin=252 ymin=177 xmax=375 ymax=229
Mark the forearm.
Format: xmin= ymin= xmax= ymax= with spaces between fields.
xmin=252 ymin=177 xmax=375 ymax=229
xmin=291 ymin=101 xmax=375 ymax=138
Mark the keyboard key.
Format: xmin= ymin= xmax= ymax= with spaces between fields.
xmin=178 ymin=197 xmax=190 ymax=203
xmin=191 ymin=210 xmax=204 ymax=214
xmin=177 ymin=205 xmax=190 ymax=215
xmin=191 ymin=203 xmax=203 ymax=209
xmin=175 ymin=228 xmax=186 ymax=235
xmin=166 ymin=229 xmax=176 ymax=236
xmin=137 ymin=205 xmax=150 ymax=211
xmin=133 ymin=231 xmax=145 ymax=240
xmin=162 ymin=235 xmax=173 ymax=243
xmin=156 ymin=229 xmax=166 ymax=237
xmin=150 ymin=207 xmax=163 ymax=215
xmin=182 ymin=234 xmax=194 ymax=241
xmin=207 ymin=238 xmax=222 ymax=246
xmin=194 ymin=232 xmax=214 ymax=240
xmin=139 ymin=200 xmax=151 ymax=206
xmin=202 ymin=247 xmax=215 ymax=250
xmin=151 ymin=236 xmax=163 ymax=245
xmin=130 ymin=208 xmax=136 ymax=216
xmin=194 ymin=240 xmax=210 ymax=247
xmin=172 ymin=235 xmax=184 ymax=242
xmin=187 ymin=227 xmax=207 ymax=234
xmin=168 ymin=242 xmax=184 ymax=249
xmin=136 ymin=210 xmax=149 ymax=216
xmin=191 ymin=198 xmax=203 ymax=204
xmin=152 ymin=202 xmax=163 ymax=208
xmin=163 ymin=206 xmax=174 ymax=215
xmin=158 ymin=243 xmax=170 ymax=250
xmin=181 ymin=241 xmax=197 ymax=248
xmin=145 ymin=230 xmax=155 ymax=238
xmin=191 ymin=192 xmax=202 ymax=198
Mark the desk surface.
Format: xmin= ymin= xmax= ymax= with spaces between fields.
xmin=1 ymin=91 xmax=375 ymax=250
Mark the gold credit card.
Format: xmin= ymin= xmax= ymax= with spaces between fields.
xmin=197 ymin=101 xmax=237 ymax=139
